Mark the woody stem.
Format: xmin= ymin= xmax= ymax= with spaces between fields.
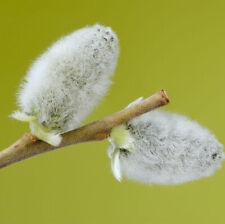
xmin=0 ymin=89 xmax=169 ymax=169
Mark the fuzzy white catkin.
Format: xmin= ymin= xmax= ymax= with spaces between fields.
xmin=12 ymin=24 xmax=119 ymax=146
xmin=108 ymin=110 xmax=224 ymax=185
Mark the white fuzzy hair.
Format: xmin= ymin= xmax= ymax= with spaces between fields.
xmin=12 ymin=24 xmax=119 ymax=145
xmin=108 ymin=110 xmax=224 ymax=185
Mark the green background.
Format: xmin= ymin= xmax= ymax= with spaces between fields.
xmin=0 ymin=0 xmax=225 ymax=223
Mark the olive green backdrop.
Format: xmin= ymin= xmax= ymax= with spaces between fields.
xmin=1 ymin=0 xmax=225 ymax=223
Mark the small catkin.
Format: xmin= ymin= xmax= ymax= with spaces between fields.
xmin=12 ymin=24 xmax=119 ymax=146
xmin=108 ymin=110 xmax=224 ymax=185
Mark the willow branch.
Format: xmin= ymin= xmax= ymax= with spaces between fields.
xmin=0 ymin=89 xmax=169 ymax=169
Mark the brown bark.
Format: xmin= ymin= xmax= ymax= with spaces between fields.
xmin=0 ymin=89 xmax=169 ymax=169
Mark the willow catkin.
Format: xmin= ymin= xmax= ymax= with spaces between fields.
xmin=108 ymin=109 xmax=224 ymax=185
xmin=11 ymin=24 xmax=119 ymax=146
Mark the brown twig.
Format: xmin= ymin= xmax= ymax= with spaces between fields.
xmin=0 ymin=90 xmax=169 ymax=169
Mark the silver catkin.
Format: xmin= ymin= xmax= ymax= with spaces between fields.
xmin=108 ymin=110 xmax=224 ymax=185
